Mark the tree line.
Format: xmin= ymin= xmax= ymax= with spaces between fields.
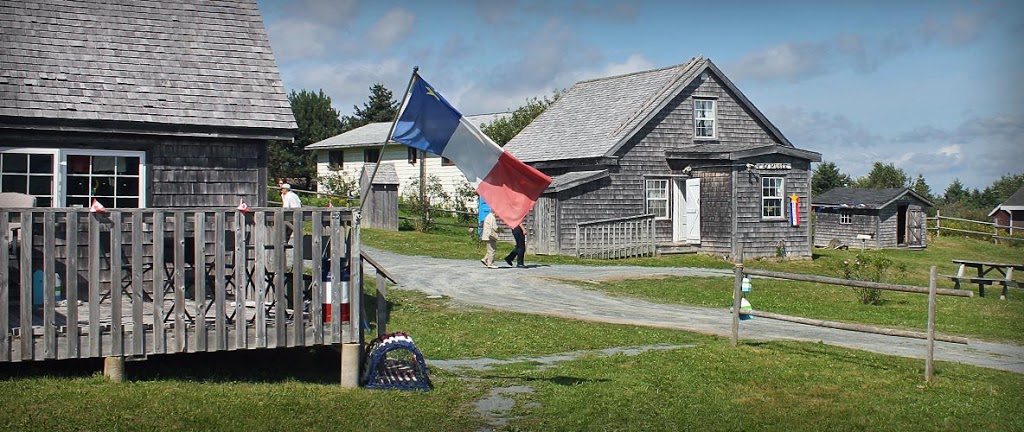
xmin=812 ymin=161 xmax=1023 ymax=220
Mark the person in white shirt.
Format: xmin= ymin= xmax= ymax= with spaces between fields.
xmin=480 ymin=212 xmax=499 ymax=268
xmin=280 ymin=183 xmax=302 ymax=208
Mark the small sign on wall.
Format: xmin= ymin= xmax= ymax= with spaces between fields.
xmin=755 ymin=163 xmax=791 ymax=170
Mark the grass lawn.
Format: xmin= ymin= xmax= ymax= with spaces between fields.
xmin=2 ymin=289 xmax=1021 ymax=431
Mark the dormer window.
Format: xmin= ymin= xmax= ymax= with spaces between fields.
xmin=694 ymin=99 xmax=716 ymax=139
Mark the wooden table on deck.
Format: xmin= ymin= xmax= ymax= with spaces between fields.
xmin=945 ymin=259 xmax=1023 ymax=299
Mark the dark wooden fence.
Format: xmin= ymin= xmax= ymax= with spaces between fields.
xmin=575 ymin=214 xmax=656 ymax=259
xmin=1 ymin=207 xmax=361 ymax=362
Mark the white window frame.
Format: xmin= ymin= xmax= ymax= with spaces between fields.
xmin=761 ymin=176 xmax=784 ymax=220
xmin=694 ymin=99 xmax=716 ymax=139
xmin=1 ymin=147 xmax=147 ymax=208
xmin=645 ymin=179 xmax=669 ymax=219
xmin=839 ymin=210 xmax=852 ymax=225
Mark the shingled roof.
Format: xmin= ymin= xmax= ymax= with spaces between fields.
xmin=504 ymin=56 xmax=795 ymax=164
xmin=988 ymin=185 xmax=1024 ymax=216
xmin=0 ymin=0 xmax=296 ymax=138
xmin=814 ymin=188 xmax=933 ymax=209
xmin=306 ymin=112 xmax=508 ymax=150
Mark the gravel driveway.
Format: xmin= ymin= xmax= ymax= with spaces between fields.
xmin=366 ymin=248 xmax=1024 ymax=374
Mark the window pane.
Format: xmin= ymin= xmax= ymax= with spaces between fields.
xmin=115 ymin=198 xmax=139 ymax=208
xmin=94 ymin=176 xmax=115 ymax=196
xmin=2 ymin=153 xmax=27 ymax=173
xmin=36 ymin=197 xmax=52 ymax=207
xmin=29 ymin=154 xmax=53 ymax=174
xmin=650 ymin=200 xmax=667 ymax=218
xmin=28 ymin=176 xmax=51 ymax=195
xmin=93 ymin=156 xmax=116 ymax=174
xmin=68 ymin=155 xmax=90 ymax=174
xmin=67 ymin=196 xmax=89 ymax=208
xmin=1 ymin=174 xmax=27 ymax=193
xmin=67 ymin=175 xmax=89 ymax=195
xmin=118 ymin=177 xmax=139 ymax=196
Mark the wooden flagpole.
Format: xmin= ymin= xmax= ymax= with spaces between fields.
xmin=360 ymin=66 xmax=419 ymax=211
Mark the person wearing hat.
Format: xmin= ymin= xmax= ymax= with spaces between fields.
xmin=279 ymin=182 xmax=302 ymax=208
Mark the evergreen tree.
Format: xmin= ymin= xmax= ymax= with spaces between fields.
xmin=481 ymin=90 xmax=561 ymax=146
xmin=811 ymin=161 xmax=852 ymax=196
xmin=943 ymin=178 xmax=968 ymax=204
xmin=269 ymin=89 xmax=343 ymax=190
xmin=911 ymin=174 xmax=933 ymax=201
xmin=854 ymin=162 xmax=910 ymax=189
xmin=351 ymin=83 xmax=398 ymax=127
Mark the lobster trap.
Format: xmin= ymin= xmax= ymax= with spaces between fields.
xmin=362 ymin=332 xmax=432 ymax=391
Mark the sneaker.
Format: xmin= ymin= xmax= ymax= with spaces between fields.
xmin=480 ymin=258 xmax=488 ymax=267
xmin=487 ymin=265 xmax=499 ymax=269
xmin=505 ymin=257 xmax=513 ymax=267
xmin=517 ymin=264 xmax=527 ymax=268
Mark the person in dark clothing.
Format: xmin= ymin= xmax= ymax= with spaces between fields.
xmin=504 ymin=225 xmax=527 ymax=268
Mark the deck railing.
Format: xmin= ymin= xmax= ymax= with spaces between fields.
xmin=575 ymin=214 xmax=656 ymax=259
xmin=0 ymin=207 xmax=361 ymax=362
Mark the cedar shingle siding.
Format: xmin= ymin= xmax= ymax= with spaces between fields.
xmin=0 ymin=0 xmax=295 ymax=207
xmin=507 ymin=57 xmax=821 ymax=259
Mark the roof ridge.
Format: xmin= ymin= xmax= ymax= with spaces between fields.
xmin=606 ymin=56 xmax=706 ymax=138
xmin=575 ymin=55 xmax=703 ymax=85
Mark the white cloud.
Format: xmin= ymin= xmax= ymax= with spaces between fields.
xmin=367 ymin=8 xmax=416 ymax=50
xmin=287 ymin=59 xmax=409 ymax=115
xmin=919 ymin=10 xmax=993 ymax=47
xmin=728 ymin=42 xmax=830 ymax=83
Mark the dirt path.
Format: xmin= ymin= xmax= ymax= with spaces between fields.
xmin=366 ymin=248 xmax=1024 ymax=374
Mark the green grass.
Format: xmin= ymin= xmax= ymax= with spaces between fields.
xmin=3 ymin=289 xmax=1021 ymax=431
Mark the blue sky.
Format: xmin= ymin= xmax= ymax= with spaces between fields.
xmin=256 ymin=0 xmax=1023 ymax=192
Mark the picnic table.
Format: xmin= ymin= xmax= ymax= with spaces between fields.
xmin=944 ymin=259 xmax=1023 ymax=299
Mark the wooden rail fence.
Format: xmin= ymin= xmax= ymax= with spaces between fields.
xmin=731 ymin=257 xmax=970 ymax=382
xmin=1 ymin=207 xmax=362 ymax=363
xmin=576 ymin=214 xmax=656 ymax=259
xmin=930 ymin=211 xmax=1024 ymax=243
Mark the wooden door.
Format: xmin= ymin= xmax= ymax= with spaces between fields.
xmin=907 ymin=208 xmax=925 ymax=247
xmin=685 ymin=178 xmax=701 ymax=244
xmin=530 ymin=196 xmax=558 ymax=255
xmin=672 ymin=179 xmax=686 ymax=243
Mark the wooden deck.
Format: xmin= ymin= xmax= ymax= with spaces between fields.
xmin=1 ymin=207 xmax=362 ymax=362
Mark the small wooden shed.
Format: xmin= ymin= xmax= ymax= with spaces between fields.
xmin=813 ymin=188 xmax=933 ymax=250
xmin=989 ymin=185 xmax=1024 ymax=234
xmin=360 ymin=163 xmax=399 ymax=230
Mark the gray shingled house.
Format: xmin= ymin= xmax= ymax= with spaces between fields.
xmin=504 ymin=56 xmax=821 ymax=259
xmin=989 ymin=185 xmax=1024 ymax=233
xmin=0 ymin=0 xmax=296 ymax=208
xmin=812 ymin=188 xmax=932 ymax=250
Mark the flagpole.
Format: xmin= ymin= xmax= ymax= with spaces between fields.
xmin=360 ymin=66 xmax=419 ymax=212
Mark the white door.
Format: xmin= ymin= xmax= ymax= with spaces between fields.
xmin=685 ymin=178 xmax=701 ymax=244
xmin=672 ymin=179 xmax=687 ymax=243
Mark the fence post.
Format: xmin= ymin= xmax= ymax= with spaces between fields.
xmin=935 ymin=210 xmax=940 ymax=237
xmin=732 ymin=263 xmax=743 ymax=347
xmin=926 ymin=266 xmax=937 ymax=382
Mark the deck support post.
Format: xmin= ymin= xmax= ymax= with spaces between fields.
xmin=341 ymin=343 xmax=360 ymax=388
xmin=104 ymin=356 xmax=124 ymax=382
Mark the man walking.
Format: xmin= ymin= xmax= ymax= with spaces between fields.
xmin=480 ymin=212 xmax=499 ymax=269
xmin=504 ymin=224 xmax=526 ymax=268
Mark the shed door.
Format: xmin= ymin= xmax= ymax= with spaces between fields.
xmin=672 ymin=179 xmax=687 ymax=243
xmin=685 ymin=178 xmax=701 ymax=244
xmin=907 ymin=208 xmax=925 ymax=247
xmin=530 ymin=196 xmax=558 ymax=255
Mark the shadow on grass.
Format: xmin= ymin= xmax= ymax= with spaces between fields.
xmin=0 ymin=346 xmax=344 ymax=384
xmin=482 ymin=374 xmax=610 ymax=386
xmin=744 ymin=341 xmax=901 ymax=371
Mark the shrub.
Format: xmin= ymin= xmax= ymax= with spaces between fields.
xmin=838 ymin=253 xmax=907 ymax=305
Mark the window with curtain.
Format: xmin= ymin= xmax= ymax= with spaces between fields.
xmin=762 ymin=176 xmax=784 ymax=219
xmin=646 ymin=179 xmax=669 ymax=219
xmin=694 ymin=99 xmax=716 ymax=139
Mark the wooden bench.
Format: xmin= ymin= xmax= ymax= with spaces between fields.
xmin=942 ymin=259 xmax=1024 ymax=299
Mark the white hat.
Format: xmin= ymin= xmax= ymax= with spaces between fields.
xmin=281 ymin=183 xmax=291 ymax=190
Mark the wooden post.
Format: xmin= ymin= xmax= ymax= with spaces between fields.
xmin=926 ymin=266 xmax=937 ymax=382
xmin=341 ymin=342 xmax=360 ymax=388
xmin=935 ymin=210 xmax=940 ymax=237
xmin=104 ymin=356 xmax=124 ymax=382
xmin=376 ymin=271 xmax=387 ymax=339
xmin=732 ymin=263 xmax=743 ymax=347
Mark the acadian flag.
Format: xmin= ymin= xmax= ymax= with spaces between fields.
xmin=788 ymin=194 xmax=800 ymax=227
xmin=390 ymin=74 xmax=552 ymax=228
